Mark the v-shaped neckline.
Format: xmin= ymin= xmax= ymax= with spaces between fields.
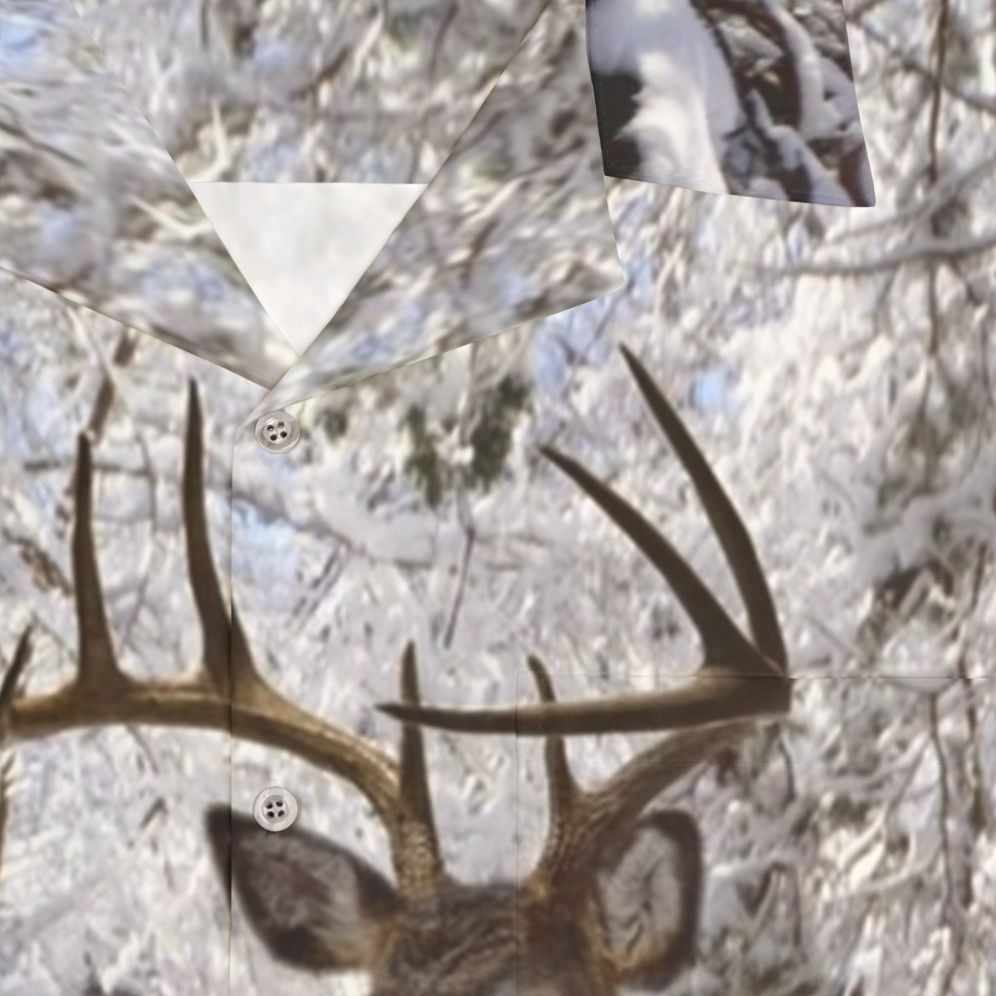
xmin=190 ymin=182 xmax=426 ymax=356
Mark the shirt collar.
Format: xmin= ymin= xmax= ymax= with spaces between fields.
xmin=1 ymin=0 xmax=623 ymax=409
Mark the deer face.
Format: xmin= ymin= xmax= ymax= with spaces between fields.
xmin=207 ymin=807 xmax=703 ymax=996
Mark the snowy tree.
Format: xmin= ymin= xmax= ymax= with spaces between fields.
xmin=1 ymin=0 xmax=994 ymax=994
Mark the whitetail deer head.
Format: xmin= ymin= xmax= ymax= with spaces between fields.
xmin=1 ymin=349 xmax=789 ymax=995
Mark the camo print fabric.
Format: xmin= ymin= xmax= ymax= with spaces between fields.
xmin=68 ymin=0 xmax=874 ymax=203
xmin=0 ymin=0 xmax=295 ymax=384
xmin=69 ymin=0 xmax=553 ymax=184
xmin=6 ymin=2 xmax=968 ymax=996
xmin=0 ymin=0 xmax=623 ymax=394
xmin=258 ymin=0 xmax=626 ymax=411
xmin=2 ymin=271 xmax=994 ymax=995
xmin=0 ymin=0 xmax=873 ymax=403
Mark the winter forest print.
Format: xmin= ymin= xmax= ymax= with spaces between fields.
xmin=3 ymin=284 xmax=996 ymax=994
xmin=0 ymin=0 xmax=623 ymax=397
xmin=2 ymin=1 xmax=995 ymax=996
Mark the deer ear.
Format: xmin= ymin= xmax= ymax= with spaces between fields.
xmin=595 ymin=809 xmax=703 ymax=990
xmin=206 ymin=806 xmax=398 ymax=971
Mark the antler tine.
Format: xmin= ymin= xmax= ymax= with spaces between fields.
xmin=379 ymin=348 xmax=789 ymax=736
xmin=526 ymin=656 xmax=577 ymax=833
xmin=182 ymin=382 xmax=261 ymax=698
xmin=619 ymin=345 xmax=787 ymax=671
xmin=519 ymin=653 xmax=754 ymax=883
xmin=535 ymin=719 xmax=754 ymax=886
xmin=1 ymin=628 xmax=34 ymax=874
xmin=381 ymin=673 xmax=786 ymax=735
xmin=184 ymin=380 xmax=236 ymax=693
xmin=4 ymin=386 xmax=413 ymax=849
xmin=538 ymin=443 xmax=757 ymax=667
xmin=395 ymin=642 xmax=443 ymax=895
xmin=0 ymin=627 xmax=33 ymax=720
xmin=74 ymin=434 xmax=129 ymax=694
xmin=524 ymin=656 xmax=601 ymax=883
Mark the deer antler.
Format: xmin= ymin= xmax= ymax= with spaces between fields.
xmin=0 ymin=628 xmax=33 ymax=871
xmin=379 ymin=345 xmax=790 ymax=735
xmin=524 ymin=655 xmax=751 ymax=884
xmin=0 ymin=383 xmax=440 ymax=898
xmin=2 ymin=362 xmax=785 ymax=994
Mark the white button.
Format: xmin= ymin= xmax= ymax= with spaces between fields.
xmin=252 ymin=787 xmax=299 ymax=832
xmin=254 ymin=411 xmax=300 ymax=453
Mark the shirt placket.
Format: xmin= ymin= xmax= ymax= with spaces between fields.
xmin=225 ymin=396 xmax=395 ymax=993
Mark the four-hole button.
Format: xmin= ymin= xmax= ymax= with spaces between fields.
xmin=254 ymin=411 xmax=300 ymax=453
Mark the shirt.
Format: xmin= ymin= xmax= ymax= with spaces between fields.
xmin=5 ymin=2 xmax=990 ymax=995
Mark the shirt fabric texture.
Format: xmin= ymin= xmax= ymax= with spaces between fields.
xmin=6 ymin=3 xmax=985 ymax=996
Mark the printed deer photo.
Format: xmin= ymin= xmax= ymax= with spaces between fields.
xmin=4 ymin=0 xmax=993 ymax=983
xmin=1 ymin=351 xmax=789 ymax=995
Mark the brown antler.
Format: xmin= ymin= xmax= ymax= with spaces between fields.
xmin=379 ymin=345 xmax=790 ymax=735
xmin=0 ymin=383 xmax=440 ymax=898
xmin=0 ymin=628 xmax=33 ymax=871
xmin=524 ymin=655 xmax=752 ymax=888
